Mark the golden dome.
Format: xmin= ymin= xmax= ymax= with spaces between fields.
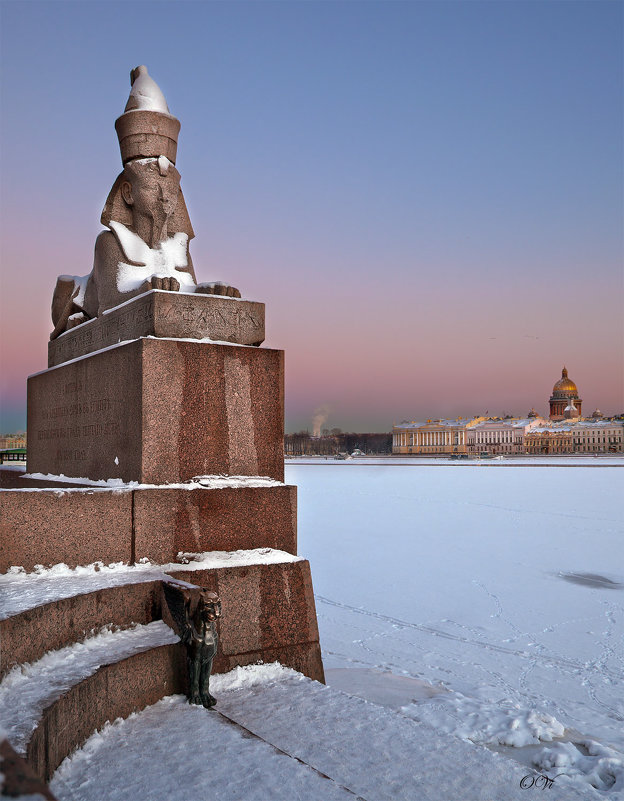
xmin=552 ymin=366 xmax=578 ymax=396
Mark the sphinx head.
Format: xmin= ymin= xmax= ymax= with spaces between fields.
xmin=119 ymin=157 xmax=181 ymax=245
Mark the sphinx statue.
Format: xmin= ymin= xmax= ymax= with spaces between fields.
xmin=51 ymin=66 xmax=240 ymax=340
xmin=162 ymin=583 xmax=221 ymax=708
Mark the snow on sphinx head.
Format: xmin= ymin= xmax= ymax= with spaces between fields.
xmin=115 ymin=66 xmax=180 ymax=166
xmin=124 ymin=65 xmax=171 ymax=114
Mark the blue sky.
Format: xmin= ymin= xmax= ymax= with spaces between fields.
xmin=1 ymin=1 xmax=622 ymax=432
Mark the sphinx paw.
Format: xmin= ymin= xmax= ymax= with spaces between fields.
xmin=196 ymin=281 xmax=241 ymax=298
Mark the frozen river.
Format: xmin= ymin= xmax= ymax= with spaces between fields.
xmin=286 ymin=458 xmax=624 ymax=788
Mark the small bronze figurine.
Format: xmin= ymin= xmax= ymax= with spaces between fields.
xmin=163 ymin=583 xmax=221 ymax=708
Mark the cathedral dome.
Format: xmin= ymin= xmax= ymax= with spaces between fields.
xmin=552 ymin=367 xmax=578 ymax=397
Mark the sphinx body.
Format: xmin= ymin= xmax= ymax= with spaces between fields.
xmin=50 ymin=66 xmax=239 ymax=340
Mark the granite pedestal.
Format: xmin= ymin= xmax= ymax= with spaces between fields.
xmin=28 ymin=338 xmax=284 ymax=484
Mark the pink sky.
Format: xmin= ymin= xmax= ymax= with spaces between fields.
xmin=1 ymin=2 xmax=622 ymax=433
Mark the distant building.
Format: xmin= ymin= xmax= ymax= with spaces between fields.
xmin=466 ymin=418 xmax=544 ymax=455
xmin=392 ymin=418 xmax=482 ymax=455
xmin=525 ymin=419 xmax=623 ymax=454
xmin=393 ymin=365 xmax=620 ymax=457
xmin=571 ymin=419 xmax=624 ymax=453
xmin=0 ymin=432 xmax=26 ymax=450
xmin=549 ymin=367 xmax=582 ymax=420
xmin=525 ymin=424 xmax=574 ymax=454
xmin=393 ymin=415 xmax=623 ymax=456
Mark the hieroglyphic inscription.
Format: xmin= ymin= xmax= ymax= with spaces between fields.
xmin=35 ymin=375 xmax=120 ymax=465
xmin=49 ymin=295 xmax=155 ymax=366
xmin=157 ymin=301 xmax=263 ymax=337
xmin=48 ymin=292 xmax=266 ymax=368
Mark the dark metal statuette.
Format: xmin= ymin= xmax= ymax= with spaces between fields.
xmin=163 ymin=583 xmax=222 ymax=708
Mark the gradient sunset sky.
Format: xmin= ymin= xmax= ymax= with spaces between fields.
xmin=0 ymin=0 xmax=622 ymax=433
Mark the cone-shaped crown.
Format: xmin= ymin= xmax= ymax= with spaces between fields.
xmin=114 ymin=66 xmax=180 ymax=164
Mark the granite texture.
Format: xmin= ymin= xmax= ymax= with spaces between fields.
xmin=166 ymin=561 xmax=324 ymax=683
xmin=48 ymin=291 xmax=265 ymax=366
xmin=0 ymin=489 xmax=133 ymax=572
xmin=134 ymin=485 xmax=297 ymax=562
xmin=0 ymin=466 xmax=93 ymax=490
xmin=29 ymin=338 xmax=284 ymax=484
xmin=0 ymin=738 xmax=57 ymax=800
xmin=0 ymin=485 xmax=295 ymax=571
xmin=27 ymin=643 xmax=187 ymax=782
xmin=0 ymin=581 xmax=162 ymax=678
xmin=115 ymin=107 xmax=180 ymax=164
xmin=215 ymin=642 xmax=325 ymax=684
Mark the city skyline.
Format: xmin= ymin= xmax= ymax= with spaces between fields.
xmin=1 ymin=1 xmax=622 ymax=433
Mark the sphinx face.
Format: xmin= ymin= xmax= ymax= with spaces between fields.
xmin=123 ymin=160 xmax=181 ymax=240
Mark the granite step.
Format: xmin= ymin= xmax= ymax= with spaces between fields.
xmin=0 ymin=620 xmax=184 ymax=782
xmin=0 ymin=548 xmax=325 ymax=786
xmin=0 ymin=574 xmax=167 ymax=678
xmin=1 ymin=549 xmax=325 ymax=684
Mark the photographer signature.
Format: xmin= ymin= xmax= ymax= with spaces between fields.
xmin=520 ymin=773 xmax=566 ymax=789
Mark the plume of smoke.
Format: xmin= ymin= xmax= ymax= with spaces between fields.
xmin=312 ymin=404 xmax=331 ymax=437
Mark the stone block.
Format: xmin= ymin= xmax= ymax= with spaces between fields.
xmin=167 ymin=560 xmax=324 ymax=682
xmin=48 ymin=290 xmax=265 ymax=367
xmin=134 ymin=485 xmax=297 ymax=562
xmin=28 ymin=338 xmax=284 ymax=484
xmin=0 ymin=484 xmax=295 ymax=571
xmin=0 ymin=489 xmax=133 ymax=572
xmin=27 ymin=643 xmax=187 ymax=782
xmin=215 ymin=642 xmax=325 ymax=684
xmin=0 ymin=581 xmax=162 ymax=678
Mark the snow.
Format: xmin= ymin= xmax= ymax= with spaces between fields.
xmin=56 ymin=274 xmax=88 ymax=307
xmin=124 ymin=65 xmax=170 ymax=114
xmin=0 ymin=549 xmax=301 ymax=620
xmin=289 ymin=460 xmax=624 ymax=793
xmin=172 ymin=548 xmax=302 ymax=571
xmin=14 ymin=473 xmax=285 ymax=490
xmin=0 ymin=621 xmax=178 ymax=755
xmin=109 ymin=221 xmax=195 ymax=293
xmin=158 ymin=155 xmax=169 ymax=174
xmin=400 ymin=691 xmax=566 ymax=747
xmin=51 ymin=694 xmax=355 ymax=801
xmin=33 ymin=332 xmax=257 ymax=376
xmin=99 ymin=288 xmax=251 ymax=316
xmin=144 ymin=334 xmax=257 ymax=347
xmin=50 ymin=664 xmax=595 ymax=801
xmin=29 ymin=340 xmax=133 ymax=376
xmin=533 ymin=739 xmax=624 ymax=793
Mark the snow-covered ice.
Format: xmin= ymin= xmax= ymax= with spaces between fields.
xmin=289 ymin=459 xmax=624 ymax=792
